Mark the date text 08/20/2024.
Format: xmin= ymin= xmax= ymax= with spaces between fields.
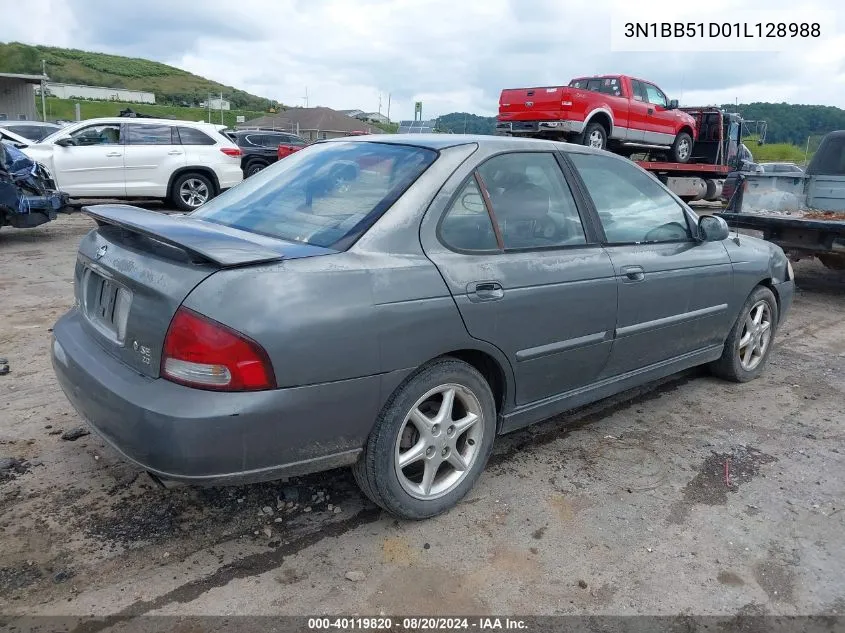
xmin=624 ymin=22 xmax=820 ymax=38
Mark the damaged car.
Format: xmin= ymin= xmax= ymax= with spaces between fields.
xmin=51 ymin=135 xmax=794 ymax=520
xmin=1 ymin=140 xmax=70 ymax=230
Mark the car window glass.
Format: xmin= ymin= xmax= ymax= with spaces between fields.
xmin=478 ymin=153 xmax=587 ymax=250
xmin=192 ymin=141 xmax=436 ymax=248
xmin=644 ymin=84 xmax=667 ymax=107
xmin=439 ymin=178 xmax=499 ymax=251
xmin=630 ymin=80 xmax=646 ymax=102
xmin=598 ymin=77 xmax=622 ymax=97
xmin=264 ymin=134 xmax=284 ymax=147
xmin=127 ymin=124 xmax=173 ymax=145
xmin=569 ymin=152 xmax=691 ymax=244
xmin=177 ymin=127 xmax=216 ymax=145
xmin=69 ymin=124 xmax=122 ymax=146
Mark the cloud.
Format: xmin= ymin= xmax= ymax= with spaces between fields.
xmin=1 ymin=0 xmax=843 ymax=120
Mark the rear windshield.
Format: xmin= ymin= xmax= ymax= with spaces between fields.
xmin=192 ymin=141 xmax=437 ymax=248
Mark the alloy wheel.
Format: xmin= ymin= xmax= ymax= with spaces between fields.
xmin=179 ymin=178 xmax=210 ymax=208
xmin=394 ymin=384 xmax=484 ymax=500
xmin=588 ymin=129 xmax=604 ymax=148
xmin=737 ymin=300 xmax=772 ymax=371
xmin=677 ymin=138 xmax=691 ymax=161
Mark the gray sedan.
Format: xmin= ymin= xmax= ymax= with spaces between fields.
xmin=51 ymin=135 xmax=795 ymax=519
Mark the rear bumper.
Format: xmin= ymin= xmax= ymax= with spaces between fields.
xmin=495 ymin=120 xmax=584 ymax=135
xmin=51 ymin=308 xmax=397 ymax=485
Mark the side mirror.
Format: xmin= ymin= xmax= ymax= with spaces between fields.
xmin=55 ymin=137 xmax=74 ymax=147
xmin=668 ymin=99 xmax=679 ymax=109
xmin=698 ymin=215 xmax=730 ymax=242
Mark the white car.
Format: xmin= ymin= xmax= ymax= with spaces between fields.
xmin=21 ymin=117 xmax=244 ymax=211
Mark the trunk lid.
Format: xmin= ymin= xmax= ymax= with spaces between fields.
xmin=498 ymin=86 xmax=570 ymax=122
xmin=75 ymin=204 xmax=334 ymax=378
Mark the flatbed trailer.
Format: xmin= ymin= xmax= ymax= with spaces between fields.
xmin=715 ymin=130 xmax=845 ymax=269
xmin=635 ymin=160 xmax=732 ymax=202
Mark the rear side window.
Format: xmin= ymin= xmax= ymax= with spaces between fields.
xmin=569 ymin=152 xmax=691 ymax=244
xmin=127 ymin=124 xmax=173 ymax=145
xmin=440 ymin=178 xmax=499 ymax=252
xmin=192 ymin=141 xmax=437 ymax=249
xmin=177 ymin=127 xmax=216 ymax=145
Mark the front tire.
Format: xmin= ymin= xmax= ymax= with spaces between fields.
xmin=171 ymin=172 xmax=215 ymax=212
xmin=353 ymin=358 xmax=497 ymax=520
xmin=710 ymin=286 xmax=778 ymax=382
xmin=670 ymin=132 xmax=693 ymax=163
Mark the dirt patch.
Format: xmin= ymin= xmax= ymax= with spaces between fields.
xmin=668 ymin=446 xmax=777 ymax=524
xmin=0 ymin=563 xmax=43 ymax=593
xmin=753 ymin=545 xmax=799 ymax=604
xmin=0 ymin=457 xmax=31 ymax=485
xmin=718 ymin=570 xmax=746 ymax=586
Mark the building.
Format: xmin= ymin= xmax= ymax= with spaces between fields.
xmin=201 ymin=97 xmax=231 ymax=111
xmin=41 ymin=82 xmax=155 ymax=104
xmin=361 ymin=112 xmax=390 ymax=124
xmin=337 ymin=109 xmax=365 ymax=118
xmin=239 ymin=107 xmax=381 ymax=141
xmin=0 ymin=72 xmax=45 ymax=121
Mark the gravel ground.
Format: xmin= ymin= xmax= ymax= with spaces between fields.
xmin=0 ymin=213 xmax=843 ymax=622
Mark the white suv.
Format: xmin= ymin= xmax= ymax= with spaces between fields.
xmin=22 ymin=117 xmax=244 ymax=211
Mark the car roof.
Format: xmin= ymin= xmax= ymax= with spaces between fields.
xmin=57 ymin=117 xmax=221 ymax=129
xmin=321 ymin=133 xmax=591 ymax=153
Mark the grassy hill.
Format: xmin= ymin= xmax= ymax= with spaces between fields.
xmin=0 ymin=42 xmax=278 ymax=111
xmin=40 ymin=97 xmax=266 ymax=128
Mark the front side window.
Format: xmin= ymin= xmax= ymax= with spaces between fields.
xmin=127 ymin=124 xmax=173 ymax=145
xmin=68 ymin=124 xmax=122 ymax=146
xmin=569 ymin=152 xmax=691 ymax=244
xmin=192 ymin=141 xmax=437 ymax=248
xmin=478 ymin=152 xmax=587 ymax=250
xmin=643 ymin=83 xmax=668 ymax=107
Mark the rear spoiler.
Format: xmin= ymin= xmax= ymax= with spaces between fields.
xmin=83 ymin=204 xmax=286 ymax=267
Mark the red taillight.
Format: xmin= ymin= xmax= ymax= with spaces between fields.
xmin=220 ymin=147 xmax=242 ymax=157
xmin=161 ymin=307 xmax=275 ymax=391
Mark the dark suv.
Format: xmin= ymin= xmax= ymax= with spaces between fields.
xmin=231 ymin=130 xmax=307 ymax=177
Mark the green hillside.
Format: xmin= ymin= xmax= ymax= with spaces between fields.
xmin=40 ymin=97 xmax=265 ymax=128
xmin=0 ymin=42 xmax=279 ymax=111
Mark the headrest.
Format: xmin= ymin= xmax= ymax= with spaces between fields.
xmin=494 ymin=182 xmax=550 ymax=221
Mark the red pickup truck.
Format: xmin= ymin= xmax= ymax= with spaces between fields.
xmin=497 ymin=74 xmax=697 ymax=163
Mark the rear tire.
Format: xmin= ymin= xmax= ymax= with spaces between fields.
xmin=578 ymin=122 xmax=607 ymax=150
xmin=709 ymin=286 xmax=778 ymax=382
xmin=670 ymin=132 xmax=693 ymax=163
xmin=171 ymin=172 xmax=215 ymax=212
xmin=245 ymin=160 xmax=268 ymax=178
xmin=352 ymin=358 xmax=497 ymax=520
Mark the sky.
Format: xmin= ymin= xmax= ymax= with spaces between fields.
xmin=2 ymin=0 xmax=844 ymax=120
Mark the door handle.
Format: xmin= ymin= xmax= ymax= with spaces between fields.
xmin=647 ymin=108 xmax=654 ymax=115
xmin=467 ymin=281 xmax=504 ymax=302
xmin=105 ymin=152 xmax=122 ymax=157
xmin=167 ymin=150 xmax=183 ymax=155
xmin=620 ymin=265 xmax=645 ymax=282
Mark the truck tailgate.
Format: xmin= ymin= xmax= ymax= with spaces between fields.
xmin=498 ymin=87 xmax=568 ymax=121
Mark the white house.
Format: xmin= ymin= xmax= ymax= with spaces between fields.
xmin=201 ymin=97 xmax=231 ymax=111
xmin=41 ymin=82 xmax=155 ymax=104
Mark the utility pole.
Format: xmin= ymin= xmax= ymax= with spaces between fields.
xmin=207 ymin=93 xmax=211 ymax=123
xmin=378 ymin=93 xmax=382 ymax=115
xmin=463 ymin=113 xmax=468 ymax=134
xmin=40 ymin=59 xmax=47 ymax=122
xmin=220 ymin=91 xmax=224 ymax=125
xmin=302 ymin=87 xmax=309 ymax=108
xmin=386 ymin=93 xmax=391 ymax=123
